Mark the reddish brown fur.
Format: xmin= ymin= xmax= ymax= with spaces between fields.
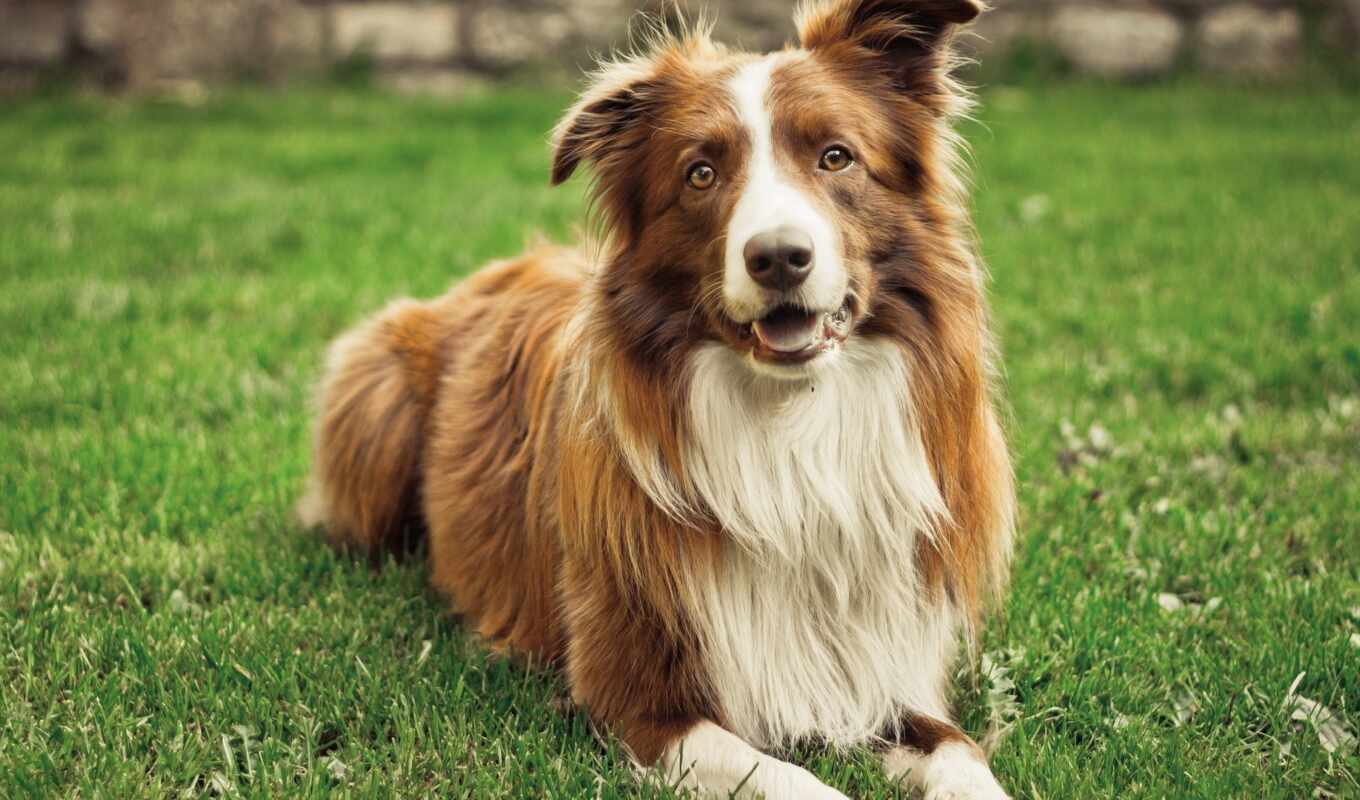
xmin=301 ymin=0 xmax=1012 ymax=779
xmin=557 ymin=432 xmax=725 ymax=762
xmin=302 ymin=299 xmax=443 ymax=557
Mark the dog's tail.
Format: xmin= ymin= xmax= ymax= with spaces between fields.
xmin=298 ymin=299 xmax=447 ymax=558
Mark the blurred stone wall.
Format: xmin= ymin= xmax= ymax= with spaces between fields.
xmin=1 ymin=0 xmax=1356 ymax=92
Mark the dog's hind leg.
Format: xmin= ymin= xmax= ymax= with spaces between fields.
xmin=298 ymin=299 xmax=447 ymax=558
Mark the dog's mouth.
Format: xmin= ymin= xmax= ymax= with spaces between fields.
xmin=740 ymin=299 xmax=853 ymax=364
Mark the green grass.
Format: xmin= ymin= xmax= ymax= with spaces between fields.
xmin=2 ymin=81 xmax=1358 ymax=798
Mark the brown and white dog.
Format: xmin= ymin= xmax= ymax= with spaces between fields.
xmin=300 ymin=1 xmax=1015 ymax=797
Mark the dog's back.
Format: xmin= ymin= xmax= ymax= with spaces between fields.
xmin=300 ymin=244 xmax=587 ymax=612
xmin=296 ymin=296 xmax=446 ymax=556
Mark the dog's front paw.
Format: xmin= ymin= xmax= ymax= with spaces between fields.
xmin=887 ymin=741 xmax=1009 ymax=800
xmin=922 ymin=761 xmax=1009 ymax=800
xmin=775 ymin=763 xmax=851 ymax=800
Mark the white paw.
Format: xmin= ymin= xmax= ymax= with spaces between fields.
xmin=890 ymin=742 xmax=1007 ymax=800
xmin=923 ymin=764 xmax=1010 ymax=800
xmin=770 ymin=762 xmax=850 ymax=800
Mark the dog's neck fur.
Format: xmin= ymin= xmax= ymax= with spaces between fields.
xmin=683 ymin=339 xmax=946 ymax=562
xmin=593 ymin=335 xmax=961 ymax=748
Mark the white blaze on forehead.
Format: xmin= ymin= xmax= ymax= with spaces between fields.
xmin=723 ymin=55 xmax=846 ymax=323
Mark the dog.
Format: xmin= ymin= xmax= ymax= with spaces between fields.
xmin=299 ymin=1 xmax=1015 ymax=797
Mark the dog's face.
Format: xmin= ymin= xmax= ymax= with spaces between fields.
xmin=553 ymin=0 xmax=981 ymax=379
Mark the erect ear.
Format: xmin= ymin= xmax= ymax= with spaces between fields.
xmin=797 ymin=0 xmax=984 ymax=66
xmin=550 ymin=60 xmax=659 ymax=186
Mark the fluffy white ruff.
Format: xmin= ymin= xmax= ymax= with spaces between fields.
xmin=677 ymin=338 xmax=959 ymax=749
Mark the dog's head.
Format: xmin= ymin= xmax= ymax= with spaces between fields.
xmin=553 ymin=0 xmax=983 ymax=380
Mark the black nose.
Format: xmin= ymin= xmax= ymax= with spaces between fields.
xmin=743 ymin=226 xmax=814 ymax=291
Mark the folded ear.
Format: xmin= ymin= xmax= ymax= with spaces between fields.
xmin=797 ymin=0 xmax=984 ymax=71
xmin=550 ymin=59 xmax=659 ymax=186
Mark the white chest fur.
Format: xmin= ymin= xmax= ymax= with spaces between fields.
xmin=678 ymin=340 xmax=959 ymax=749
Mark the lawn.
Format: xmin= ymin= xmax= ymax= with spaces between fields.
xmin=1 ymin=80 xmax=1358 ymax=798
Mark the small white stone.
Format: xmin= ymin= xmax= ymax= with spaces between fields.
xmin=1087 ymin=423 xmax=1113 ymax=452
xmin=168 ymin=589 xmax=195 ymax=614
xmin=1020 ymin=194 xmax=1051 ymax=224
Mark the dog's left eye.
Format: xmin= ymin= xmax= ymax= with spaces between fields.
xmin=819 ymin=146 xmax=854 ymax=172
xmin=687 ymin=162 xmax=717 ymax=190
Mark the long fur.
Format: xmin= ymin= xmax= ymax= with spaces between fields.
xmin=301 ymin=1 xmax=1015 ymax=796
xmin=678 ymin=339 xmax=958 ymax=749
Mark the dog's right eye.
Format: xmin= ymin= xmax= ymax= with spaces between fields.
xmin=819 ymin=146 xmax=854 ymax=173
xmin=687 ymin=163 xmax=717 ymax=190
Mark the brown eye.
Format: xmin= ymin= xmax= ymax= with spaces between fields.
xmin=819 ymin=146 xmax=854 ymax=172
xmin=687 ymin=162 xmax=717 ymax=190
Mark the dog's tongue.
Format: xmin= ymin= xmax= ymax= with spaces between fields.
xmin=752 ymin=306 xmax=822 ymax=353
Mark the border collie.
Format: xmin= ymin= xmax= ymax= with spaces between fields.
xmin=300 ymin=1 xmax=1015 ymax=796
